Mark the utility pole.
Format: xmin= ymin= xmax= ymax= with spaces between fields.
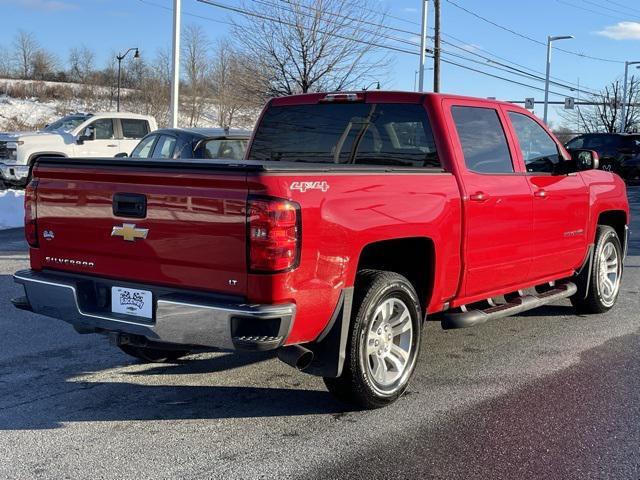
xmin=169 ymin=0 xmax=181 ymax=128
xmin=620 ymin=61 xmax=640 ymax=133
xmin=418 ymin=0 xmax=429 ymax=92
xmin=433 ymin=0 xmax=441 ymax=92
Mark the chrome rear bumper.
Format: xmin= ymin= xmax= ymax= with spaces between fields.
xmin=14 ymin=269 xmax=295 ymax=351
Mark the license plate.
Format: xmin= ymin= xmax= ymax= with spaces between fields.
xmin=111 ymin=287 xmax=153 ymax=319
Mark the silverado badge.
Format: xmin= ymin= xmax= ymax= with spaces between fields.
xmin=111 ymin=223 xmax=149 ymax=242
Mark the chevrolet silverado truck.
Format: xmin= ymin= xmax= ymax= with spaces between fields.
xmin=0 ymin=112 xmax=157 ymax=187
xmin=12 ymin=92 xmax=629 ymax=408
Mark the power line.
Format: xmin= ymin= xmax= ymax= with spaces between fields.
xmin=606 ymin=0 xmax=640 ymax=15
xmin=445 ymin=0 xmax=625 ymax=64
xmin=255 ymin=0 xmax=593 ymax=95
xmin=581 ymin=0 xmax=640 ymax=19
xmin=141 ymin=0 xmax=581 ymax=98
xmin=556 ymin=0 xmax=631 ymax=21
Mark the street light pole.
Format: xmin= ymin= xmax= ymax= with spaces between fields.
xmin=418 ymin=0 xmax=429 ymax=92
xmin=620 ymin=61 xmax=640 ymax=133
xmin=169 ymin=0 xmax=182 ymax=128
xmin=116 ymin=47 xmax=139 ymax=112
xmin=543 ymin=35 xmax=573 ymax=125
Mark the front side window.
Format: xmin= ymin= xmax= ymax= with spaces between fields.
xmin=202 ymin=139 xmax=248 ymax=160
xmin=508 ymin=112 xmax=561 ymax=173
xmin=248 ymin=103 xmax=440 ymax=168
xmin=131 ymin=135 xmax=157 ymax=158
xmin=91 ymin=119 xmax=115 ymax=140
xmin=121 ymin=119 xmax=150 ymax=139
xmin=151 ymin=135 xmax=177 ymax=159
xmin=451 ymin=106 xmax=513 ymax=173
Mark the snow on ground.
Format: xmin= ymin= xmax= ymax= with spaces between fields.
xmin=0 ymin=189 xmax=24 ymax=230
xmin=0 ymin=95 xmax=61 ymax=131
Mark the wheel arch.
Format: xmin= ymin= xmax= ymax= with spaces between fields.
xmin=28 ymin=152 xmax=68 ymax=165
xmin=597 ymin=210 xmax=627 ymax=247
xmin=355 ymin=237 xmax=435 ymax=313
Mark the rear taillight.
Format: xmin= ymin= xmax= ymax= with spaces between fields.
xmin=248 ymin=197 xmax=301 ymax=273
xmin=24 ymin=179 xmax=38 ymax=248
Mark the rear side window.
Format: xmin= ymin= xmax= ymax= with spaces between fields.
xmin=202 ymin=139 xmax=248 ymax=160
xmin=451 ymin=106 xmax=513 ymax=173
xmin=121 ymin=119 xmax=150 ymax=139
xmin=248 ymin=103 xmax=440 ymax=168
xmin=566 ymin=136 xmax=584 ymax=149
xmin=508 ymin=112 xmax=561 ymax=173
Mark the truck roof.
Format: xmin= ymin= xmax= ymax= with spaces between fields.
xmin=79 ymin=112 xmax=155 ymax=120
xmin=269 ymin=90 xmax=523 ymax=110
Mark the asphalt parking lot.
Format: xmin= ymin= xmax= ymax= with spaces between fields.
xmin=1 ymin=190 xmax=639 ymax=480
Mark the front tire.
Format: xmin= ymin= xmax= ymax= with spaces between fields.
xmin=571 ymin=225 xmax=623 ymax=314
xmin=324 ymin=270 xmax=422 ymax=409
xmin=118 ymin=344 xmax=191 ymax=363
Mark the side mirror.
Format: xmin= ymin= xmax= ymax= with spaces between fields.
xmin=77 ymin=126 xmax=95 ymax=145
xmin=569 ymin=149 xmax=599 ymax=171
xmin=114 ymin=153 xmax=128 ymax=158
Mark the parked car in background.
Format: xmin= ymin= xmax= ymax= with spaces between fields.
xmin=129 ymin=128 xmax=251 ymax=160
xmin=565 ymin=132 xmax=640 ymax=182
xmin=0 ymin=112 xmax=157 ymax=187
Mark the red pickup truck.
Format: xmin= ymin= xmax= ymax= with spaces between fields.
xmin=13 ymin=91 xmax=629 ymax=408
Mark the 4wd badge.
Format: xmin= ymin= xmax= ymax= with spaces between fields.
xmin=290 ymin=181 xmax=330 ymax=193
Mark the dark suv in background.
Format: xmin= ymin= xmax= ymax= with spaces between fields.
xmin=565 ymin=133 xmax=640 ymax=183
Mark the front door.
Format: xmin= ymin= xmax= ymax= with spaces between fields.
xmin=446 ymin=101 xmax=533 ymax=301
xmin=504 ymin=108 xmax=589 ymax=280
xmin=75 ymin=118 xmax=119 ymax=157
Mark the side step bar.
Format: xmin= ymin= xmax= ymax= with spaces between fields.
xmin=442 ymin=282 xmax=577 ymax=330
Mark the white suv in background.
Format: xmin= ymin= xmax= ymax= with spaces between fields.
xmin=0 ymin=112 xmax=157 ymax=187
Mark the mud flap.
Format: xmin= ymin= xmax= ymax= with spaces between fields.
xmin=303 ymin=287 xmax=354 ymax=378
xmin=573 ymin=244 xmax=594 ymax=300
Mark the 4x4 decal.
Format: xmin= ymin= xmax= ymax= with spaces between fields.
xmin=290 ymin=181 xmax=330 ymax=193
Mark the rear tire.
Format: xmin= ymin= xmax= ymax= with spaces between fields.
xmin=118 ymin=345 xmax=191 ymax=363
xmin=323 ymin=270 xmax=422 ymax=409
xmin=571 ymin=225 xmax=623 ymax=314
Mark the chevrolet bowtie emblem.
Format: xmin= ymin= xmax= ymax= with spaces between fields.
xmin=111 ymin=223 xmax=149 ymax=242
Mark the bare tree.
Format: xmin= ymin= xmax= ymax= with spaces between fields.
xmin=0 ymin=44 xmax=11 ymax=77
xmin=68 ymin=46 xmax=95 ymax=83
xmin=560 ymin=77 xmax=640 ymax=133
xmin=31 ymin=49 xmax=58 ymax=81
xmin=209 ymin=39 xmax=260 ymax=128
xmin=13 ymin=30 xmax=39 ymax=79
xmin=231 ymin=0 xmax=390 ymax=97
xmin=181 ymin=24 xmax=211 ymax=127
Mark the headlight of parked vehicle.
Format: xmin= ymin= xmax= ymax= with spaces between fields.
xmin=6 ymin=142 xmax=19 ymax=161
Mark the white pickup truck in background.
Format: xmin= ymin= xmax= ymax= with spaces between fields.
xmin=0 ymin=112 xmax=157 ymax=187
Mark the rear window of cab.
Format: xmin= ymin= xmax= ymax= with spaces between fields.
xmin=248 ymin=103 xmax=440 ymax=168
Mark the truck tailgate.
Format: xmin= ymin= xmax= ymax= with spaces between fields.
xmin=31 ymin=161 xmax=249 ymax=296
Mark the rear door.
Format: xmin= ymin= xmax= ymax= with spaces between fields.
xmin=119 ymin=119 xmax=151 ymax=154
xmin=504 ymin=107 xmax=589 ymax=280
xmin=445 ymin=100 xmax=533 ymax=299
xmin=33 ymin=162 xmax=249 ymax=296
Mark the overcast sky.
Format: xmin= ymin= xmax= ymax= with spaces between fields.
xmin=1 ymin=0 xmax=640 ymax=125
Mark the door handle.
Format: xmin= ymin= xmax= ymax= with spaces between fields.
xmin=107 ymin=144 xmax=118 ymax=148
xmin=469 ymin=191 xmax=489 ymax=202
xmin=534 ymin=189 xmax=547 ymax=198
